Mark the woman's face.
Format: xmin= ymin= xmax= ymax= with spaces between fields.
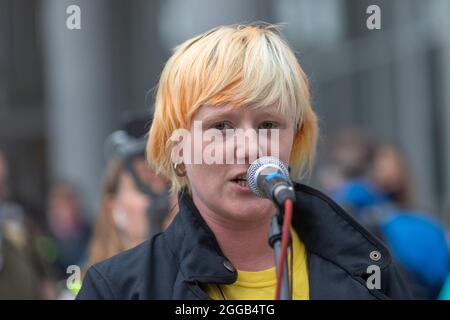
xmin=184 ymin=104 xmax=295 ymax=225
xmin=113 ymin=158 xmax=171 ymax=247
xmin=373 ymin=147 xmax=404 ymax=194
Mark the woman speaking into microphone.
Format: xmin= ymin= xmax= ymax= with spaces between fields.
xmin=77 ymin=23 xmax=411 ymax=300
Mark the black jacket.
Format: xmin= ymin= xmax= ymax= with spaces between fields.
xmin=77 ymin=183 xmax=412 ymax=300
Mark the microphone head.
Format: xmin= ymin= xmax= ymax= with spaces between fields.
xmin=246 ymin=156 xmax=290 ymax=198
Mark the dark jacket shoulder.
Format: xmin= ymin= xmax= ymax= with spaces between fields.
xmin=77 ymin=233 xmax=175 ymax=299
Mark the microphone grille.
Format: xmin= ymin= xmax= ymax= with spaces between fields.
xmin=246 ymin=156 xmax=290 ymax=197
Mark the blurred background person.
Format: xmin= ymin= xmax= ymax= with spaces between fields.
xmin=372 ymin=144 xmax=416 ymax=209
xmin=45 ymin=181 xmax=91 ymax=279
xmin=372 ymin=143 xmax=450 ymax=299
xmin=0 ymin=149 xmax=57 ymax=299
xmin=0 ymin=148 xmax=40 ymax=299
xmin=85 ymin=155 xmax=177 ymax=269
xmin=58 ymin=112 xmax=177 ymax=299
xmin=0 ymin=149 xmax=27 ymax=240
xmin=320 ymin=129 xmax=450 ymax=299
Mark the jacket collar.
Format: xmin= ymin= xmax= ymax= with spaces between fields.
xmin=163 ymin=183 xmax=391 ymax=284
xmin=164 ymin=189 xmax=238 ymax=284
xmin=292 ymin=183 xmax=391 ymax=275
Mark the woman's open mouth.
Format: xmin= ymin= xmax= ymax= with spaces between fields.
xmin=230 ymin=174 xmax=249 ymax=188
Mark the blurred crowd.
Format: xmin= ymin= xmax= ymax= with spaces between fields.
xmin=1 ymin=118 xmax=449 ymax=299
xmin=319 ymin=129 xmax=450 ymax=299
xmin=0 ymin=111 xmax=177 ymax=299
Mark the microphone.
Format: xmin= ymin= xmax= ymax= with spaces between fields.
xmin=246 ymin=156 xmax=296 ymax=207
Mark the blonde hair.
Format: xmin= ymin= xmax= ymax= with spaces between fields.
xmin=147 ymin=23 xmax=318 ymax=194
xmin=84 ymin=160 xmax=126 ymax=272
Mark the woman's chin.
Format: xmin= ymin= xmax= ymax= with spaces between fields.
xmin=225 ymin=198 xmax=275 ymax=223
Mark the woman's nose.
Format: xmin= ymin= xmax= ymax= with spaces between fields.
xmin=233 ymin=127 xmax=266 ymax=165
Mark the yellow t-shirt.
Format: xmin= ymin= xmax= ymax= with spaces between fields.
xmin=203 ymin=228 xmax=309 ymax=300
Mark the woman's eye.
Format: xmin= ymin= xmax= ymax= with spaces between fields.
xmin=213 ymin=122 xmax=232 ymax=131
xmin=259 ymin=121 xmax=278 ymax=130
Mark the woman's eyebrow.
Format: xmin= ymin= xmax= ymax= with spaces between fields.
xmin=253 ymin=109 xmax=285 ymax=119
xmin=198 ymin=109 xmax=239 ymax=122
